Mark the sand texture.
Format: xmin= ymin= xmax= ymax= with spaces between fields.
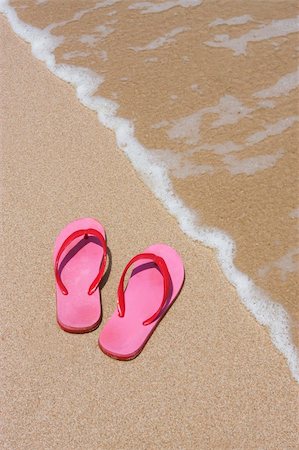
xmin=1 ymin=17 xmax=298 ymax=450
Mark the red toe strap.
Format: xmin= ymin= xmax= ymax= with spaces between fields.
xmin=117 ymin=252 xmax=172 ymax=326
xmin=55 ymin=228 xmax=107 ymax=296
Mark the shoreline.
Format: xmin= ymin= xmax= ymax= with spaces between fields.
xmin=1 ymin=14 xmax=298 ymax=450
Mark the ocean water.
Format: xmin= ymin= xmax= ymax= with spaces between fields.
xmin=1 ymin=0 xmax=298 ymax=380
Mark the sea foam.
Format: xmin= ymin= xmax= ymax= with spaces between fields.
xmin=253 ymin=70 xmax=299 ymax=98
xmin=130 ymin=26 xmax=188 ymax=51
xmin=128 ymin=1 xmax=203 ymax=14
xmin=205 ymin=17 xmax=299 ymax=55
xmin=0 ymin=0 xmax=298 ymax=381
xmin=209 ymin=15 xmax=253 ymax=27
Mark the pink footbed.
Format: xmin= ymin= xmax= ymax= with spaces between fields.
xmin=53 ymin=218 xmax=106 ymax=333
xmin=99 ymin=243 xmax=184 ymax=359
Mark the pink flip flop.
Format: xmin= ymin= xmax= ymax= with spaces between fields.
xmin=99 ymin=244 xmax=184 ymax=360
xmin=53 ymin=218 xmax=107 ymax=333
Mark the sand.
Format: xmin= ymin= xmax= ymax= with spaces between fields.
xmin=8 ymin=0 xmax=299 ymax=342
xmin=1 ymin=16 xmax=298 ymax=450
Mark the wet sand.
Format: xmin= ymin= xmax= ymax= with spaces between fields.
xmin=1 ymin=16 xmax=298 ymax=450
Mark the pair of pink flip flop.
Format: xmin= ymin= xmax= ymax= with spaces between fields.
xmin=53 ymin=218 xmax=184 ymax=360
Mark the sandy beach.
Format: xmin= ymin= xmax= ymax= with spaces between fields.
xmin=1 ymin=15 xmax=298 ymax=450
xmin=6 ymin=0 xmax=298 ymax=343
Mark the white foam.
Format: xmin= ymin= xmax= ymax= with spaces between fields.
xmin=257 ymin=99 xmax=276 ymax=109
xmin=63 ymin=50 xmax=91 ymax=61
xmin=253 ymin=70 xmax=299 ymax=98
xmin=211 ymin=95 xmax=253 ymax=127
xmin=1 ymin=0 xmax=298 ymax=382
xmin=167 ymin=113 xmax=201 ymax=144
xmin=201 ymin=141 xmax=242 ymax=155
xmin=153 ymin=100 xmax=293 ymax=175
xmin=44 ymin=1 xmax=120 ymax=34
xmin=190 ymin=115 xmax=297 ymax=175
xmin=209 ymin=15 xmax=253 ymax=27
xmin=197 ymin=133 xmax=288 ymax=173
xmin=199 ymin=116 xmax=296 ymax=165
xmin=79 ymin=35 xmax=99 ymax=47
xmin=128 ymin=1 xmax=203 ymax=14
xmin=259 ymin=248 xmax=299 ymax=282
xmin=246 ymin=116 xmax=299 ymax=145
xmin=275 ymin=249 xmax=299 ymax=281
xmin=130 ymin=27 xmax=188 ymax=51
xmin=205 ymin=17 xmax=299 ymax=55
xmin=153 ymin=149 xmax=214 ymax=178
xmin=162 ymin=95 xmax=252 ymax=145
xmin=224 ymin=148 xmax=284 ymax=175
xmin=94 ymin=23 xmax=115 ymax=40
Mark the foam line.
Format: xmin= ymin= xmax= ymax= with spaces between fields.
xmin=0 ymin=0 xmax=298 ymax=381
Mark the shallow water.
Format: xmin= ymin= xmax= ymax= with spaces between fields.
xmin=2 ymin=0 xmax=299 ymax=378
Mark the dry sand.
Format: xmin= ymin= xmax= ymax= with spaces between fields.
xmin=1 ymin=16 xmax=298 ymax=450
